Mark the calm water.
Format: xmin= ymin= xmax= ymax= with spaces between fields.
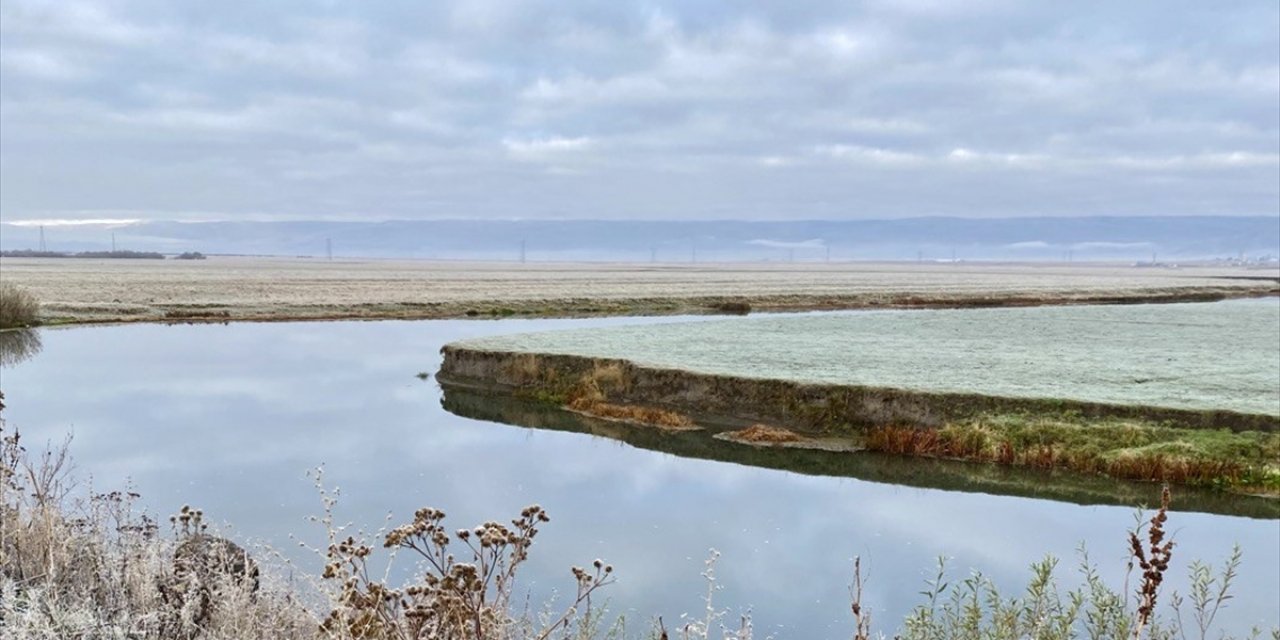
xmin=1 ymin=318 xmax=1277 ymax=637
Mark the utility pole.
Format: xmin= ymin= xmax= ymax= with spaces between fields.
xmin=691 ymin=241 xmax=697 ymax=264
xmin=111 ymin=232 xmax=116 ymax=252
xmin=39 ymin=225 xmax=47 ymax=252
xmin=520 ymin=239 xmax=526 ymax=264
xmin=916 ymin=250 xmax=922 ymax=263
xmin=825 ymin=245 xmax=831 ymax=263
xmin=650 ymin=246 xmax=657 ymax=263
xmin=788 ymin=249 xmax=795 ymax=263
xmin=326 ymin=238 xmax=333 ymax=261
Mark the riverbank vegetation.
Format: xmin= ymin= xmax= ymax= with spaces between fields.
xmin=440 ymin=384 xmax=1280 ymax=518
xmin=438 ymin=351 xmax=1280 ymax=495
xmin=2 ymin=394 xmax=1272 ymax=639
xmin=0 ymin=283 xmax=39 ymax=329
xmin=864 ymin=418 xmax=1280 ymax=493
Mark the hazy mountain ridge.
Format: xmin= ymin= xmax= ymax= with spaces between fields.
xmin=3 ymin=216 xmax=1277 ymax=262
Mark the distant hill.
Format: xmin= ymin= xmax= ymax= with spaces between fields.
xmin=2 ymin=216 xmax=1276 ymax=262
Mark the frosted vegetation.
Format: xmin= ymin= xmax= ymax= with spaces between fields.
xmin=3 ymin=256 xmax=1275 ymax=323
xmin=458 ymin=299 xmax=1280 ymax=416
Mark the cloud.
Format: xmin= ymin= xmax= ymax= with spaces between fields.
xmin=1105 ymin=152 xmax=1280 ymax=170
xmin=947 ymin=148 xmax=1048 ymax=167
xmin=813 ymin=145 xmax=923 ymax=166
xmin=201 ymin=34 xmax=364 ymax=78
xmin=3 ymin=1 xmax=168 ymax=46
xmin=0 ymin=0 xmax=1276 ymax=221
xmin=502 ymin=136 xmax=595 ymax=161
xmin=0 ymin=49 xmax=85 ymax=80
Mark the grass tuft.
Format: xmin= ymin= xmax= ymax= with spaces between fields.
xmin=0 ymin=282 xmax=40 ymax=329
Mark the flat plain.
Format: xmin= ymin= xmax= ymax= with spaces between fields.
xmin=458 ymin=298 xmax=1280 ymax=416
xmin=1 ymin=256 xmax=1276 ymax=324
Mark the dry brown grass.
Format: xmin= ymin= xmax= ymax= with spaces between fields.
xmin=724 ymin=425 xmax=803 ymax=444
xmin=560 ymin=362 xmax=694 ymax=429
xmin=1 ymin=403 xmax=314 ymax=638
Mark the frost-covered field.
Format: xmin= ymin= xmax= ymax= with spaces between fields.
xmin=2 ymin=256 xmax=1275 ymax=322
xmin=460 ymin=298 xmax=1280 ymax=415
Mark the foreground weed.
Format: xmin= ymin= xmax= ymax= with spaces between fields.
xmin=304 ymin=467 xmax=616 ymax=640
xmin=2 ymin=392 xmax=1275 ymax=640
xmin=846 ymin=487 xmax=1270 ymax=640
xmin=657 ymin=550 xmax=752 ymax=640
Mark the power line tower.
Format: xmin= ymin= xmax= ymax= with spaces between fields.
xmin=39 ymin=225 xmax=47 ymax=252
xmin=520 ymin=239 xmax=526 ymax=264
xmin=326 ymin=238 xmax=333 ymax=261
xmin=650 ymin=246 xmax=657 ymax=263
xmin=111 ymin=232 xmax=117 ymax=252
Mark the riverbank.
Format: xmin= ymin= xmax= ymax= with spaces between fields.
xmin=3 ymin=256 xmax=1276 ymax=325
xmin=439 ymin=384 xmax=1280 ymax=518
xmin=436 ymin=347 xmax=1280 ymax=495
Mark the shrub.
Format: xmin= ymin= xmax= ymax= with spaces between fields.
xmin=0 ymin=282 xmax=39 ymax=329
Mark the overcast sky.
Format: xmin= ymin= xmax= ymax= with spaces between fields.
xmin=2 ymin=0 xmax=1277 ymax=222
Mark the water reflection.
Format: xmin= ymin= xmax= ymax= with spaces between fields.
xmin=439 ymin=385 xmax=1280 ymax=520
xmin=0 ymin=329 xmax=41 ymax=367
xmin=0 ymin=320 xmax=1276 ymax=637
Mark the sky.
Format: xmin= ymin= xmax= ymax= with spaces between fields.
xmin=1 ymin=0 xmax=1278 ymax=222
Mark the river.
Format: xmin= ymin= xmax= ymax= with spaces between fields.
xmin=1 ymin=316 xmax=1276 ymax=637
